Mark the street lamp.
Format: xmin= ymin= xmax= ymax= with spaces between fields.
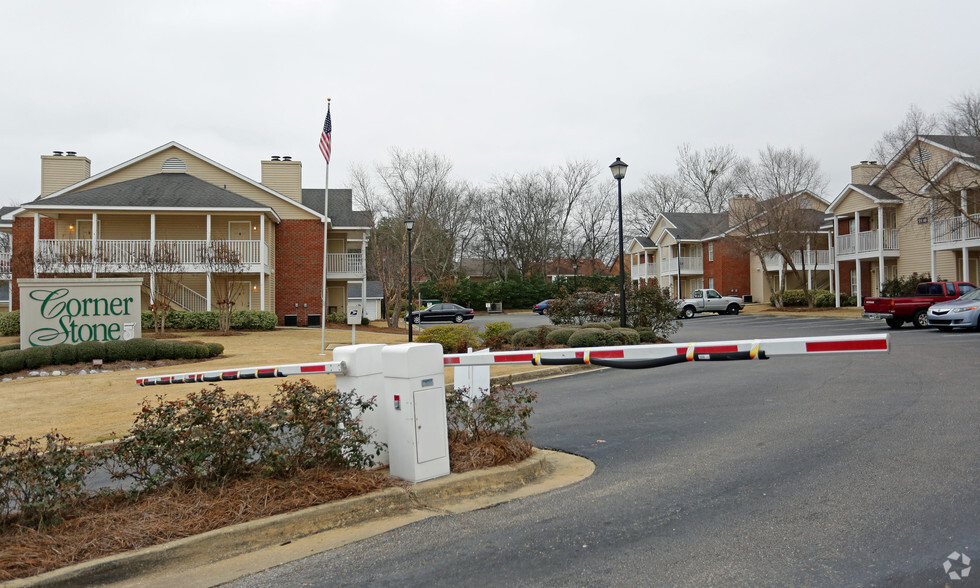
xmin=609 ymin=157 xmax=628 ymax=328
xmin=405 ymin=217 xmax=415 ymax=342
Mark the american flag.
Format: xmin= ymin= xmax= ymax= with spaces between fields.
xmin=319 ymin=105 xmax=332 ymax=163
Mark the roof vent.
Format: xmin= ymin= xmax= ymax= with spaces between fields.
xmin=66 ymin=151 xmax=77 ymax=157
xmin=271 ymin=155 xmax=280 ymax=161
xmin=161 ymin=157 xmax=188 ymax=172
xmin=860 ymin=160 xmax=869 ymax=164
xmin=869 ymin=161 xmax=878 ymax=165
xmin=282 ymin=155 xmax=292 ymax=161
xmin=53 ymin=151 xmax=63 ymax=156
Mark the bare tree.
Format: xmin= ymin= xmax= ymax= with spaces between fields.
xmin=203 ymin=241 xmax=249 ymax=333
xmin=132 ymin=241 xmax=187 ymax=335
xmin=730 ymin=146 xmax=828 ymax=308
xmin=943 ymin=91 xmax=980 ymax=136
xmin=625 ymin=173 xmax=691 ymax=234
xmin=573 ymin=179 xmax=619 ymax=271
xmin=676 ymin=144 xmax=743 ymax=213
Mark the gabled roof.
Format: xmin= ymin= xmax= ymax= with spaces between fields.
xmin=660 ymin=212 xmax=729 ymax=241
xmin=826 ymin=183 xmax=903 ymax=214
xmin=21 ymin=173 xmax=277 ymax=219
xmin=301 ymin=189 xmax=372 ymax=228
xmin=631 ymin=236 xmax=656 ymax=249
xmin=0 ymin=206 xmax=15 ymax=228
xmin=920 ymin=135 xmax=980 ymax=160
xmin=10 ymin=141 xmax=323 ymax=220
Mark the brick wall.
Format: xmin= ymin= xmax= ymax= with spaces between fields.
xmin=10 ymin=216 xmax=55 ymax=310
xmin=275 ymin=219 xmax=324 ymax=326
xmin=702 ymin=237 xmax=751 ymax=299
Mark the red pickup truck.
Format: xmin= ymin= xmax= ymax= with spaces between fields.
xmin=862 ymin=281 xmax=978 ymax=328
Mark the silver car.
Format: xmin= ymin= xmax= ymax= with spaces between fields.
xmin=926 ymin=288 xmax=980 ymax=331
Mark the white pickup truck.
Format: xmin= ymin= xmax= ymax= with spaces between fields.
xmin=677 ymin=289 xmax=745 ymax=319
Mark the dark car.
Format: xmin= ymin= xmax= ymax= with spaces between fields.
xmin=406 ymin=303 xmax=476 ymax=324
xmin=532 ymin=299 xmax=554 ymax=315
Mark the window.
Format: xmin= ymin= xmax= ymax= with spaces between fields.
xmin=708 ymin=243 xmax=714 ymax=262
xmin=708 ymin=277 xmax=715 ymax=289
xmin=707 ymin=289 xmax=721 ymax=299
xmin=850 ymin=270 xmax=857 ymax=297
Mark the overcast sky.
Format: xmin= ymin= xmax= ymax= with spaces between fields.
xmin=3 ymin=0 xmax=979 ymax=208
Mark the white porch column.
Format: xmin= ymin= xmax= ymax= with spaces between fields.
xmin=33 ymin=212 xmax=40 ymax=278
xmin=259 ymin=214 xmax=266 ymax=311
xmin=855 ymin=258 xmax=863 ymax=307
xmin=806 ymin=236 xmax=813 ymax=290
xmin=833 ymin=216 xmax=840 ymax=307
xmin=149 ymin=214 xmax=156 ymax=297
xmin=206 ymin=214 xmax=212 ymax=310
xmin=962 ymin=189 xmax=970 ymax=281
xmin=877 ymin=206 xmax=885 ymax=295
xmin=361 ymin=237 xmax=367 ymax=318
xmin=91 ymin=212 xmax=98 ymax=278
xmin=930 ymin=198 xmax=937 ymax=280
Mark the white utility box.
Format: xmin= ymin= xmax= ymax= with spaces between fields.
xmin=333 ymin=344 xmax=389 ymax=466
xmin=381 ymin=343 xmax=450 ymax=483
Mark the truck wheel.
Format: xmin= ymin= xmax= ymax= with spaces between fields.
xmin=912 ymin=309 xmax=928 ymax=329
xmin=682 ymin=306 xmax=696 ymax=319
xmin=885 ymin=318 xmax=904 ymax=329
xmin=726 ymin=304 xmax=740 ymax=316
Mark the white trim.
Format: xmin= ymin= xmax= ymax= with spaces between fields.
xmin=20 ymin=204 xmax=282 ymax=222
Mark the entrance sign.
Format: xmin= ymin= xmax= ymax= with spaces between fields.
xmin=18 ymin=278 xmax=142 ymax=349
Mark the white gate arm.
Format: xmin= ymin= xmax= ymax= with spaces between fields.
xmin=137 ymin=361 xmax=347 ymax=386
xmin=442 ymin=334 xmax=889 ymax=369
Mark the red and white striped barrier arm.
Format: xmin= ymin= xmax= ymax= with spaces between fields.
xmin=136 ymin=361 xmax=347 ymax=387
xmin=442 ymin=334 xmax=889 ymax=369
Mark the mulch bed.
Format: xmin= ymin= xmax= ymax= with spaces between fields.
xmin=0 ymin=437 xmax=533 ymax=581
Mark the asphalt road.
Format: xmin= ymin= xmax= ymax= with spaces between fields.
xmin=231 ymin=314 xmax=979 ymax=587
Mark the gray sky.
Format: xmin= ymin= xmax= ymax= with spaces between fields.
xmin=3 ymin=0 xmax=979 ymax=208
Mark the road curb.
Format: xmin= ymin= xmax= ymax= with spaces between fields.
xmin=10 ymin=449 xmax=583 ymax=588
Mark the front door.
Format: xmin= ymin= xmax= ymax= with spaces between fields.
xmin=228 ymin=221 xmax=252 ymax=241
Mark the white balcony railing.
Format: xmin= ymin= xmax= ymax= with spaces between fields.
xmin=836 ymin=229 xmax=899 ymax=256
xmin=762 ymin=250 xmax=833 ymax=271
xmin=35 ymin=239 xmax=270 ymax=273
xmin=631 ymin=261 xmax=659 ymax=279
xmin=933 ymin=213 xmax=980 ymax=244
xmin=0 ymin=249 xmax=10 ymax=280
xmin=664 ymin=256 xmax=703 ymax=274
xmin=326 ymin=252 xmax=365 ymax=275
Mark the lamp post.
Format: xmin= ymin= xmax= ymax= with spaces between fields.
xmin=609 ymin=157 xmax=628 ymax=328
xmin=405 ymin=217 xmax=415 ymax=342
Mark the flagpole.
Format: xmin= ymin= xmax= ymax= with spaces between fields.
xmin=319 ymin=99 xmax=331 ymax=355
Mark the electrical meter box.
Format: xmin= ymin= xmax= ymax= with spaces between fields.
xmin=381 ymin=343 xmax=450 ymax=483
xmin=333 ymin=344 xmax=388 ymax=466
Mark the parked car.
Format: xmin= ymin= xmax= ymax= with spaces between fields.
xmin=406 ymin=303 xmax=475 ymax=324
xmin=862 ymin=281 xmax=977 ymax=328
xmin=532 ymin=299 xmax=554 ymax=314
xmin=676 ymin=289 xmax=744 ymax=319
xmin=926 ymin=288 xmax=980 ymax=331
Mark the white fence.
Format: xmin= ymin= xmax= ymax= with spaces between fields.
xmin=933 ymin=213 xmax=980 ymax=244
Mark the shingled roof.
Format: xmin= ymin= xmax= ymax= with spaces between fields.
xmin=26 ymin=173 xmax=270 ymax=210
xmin=301 ymin=189 xmax=372 ymax=228
xmin=921 ymin=135 xmax=980 ymax=159
xmin=661 ymin=212 xmax=730 ymax=240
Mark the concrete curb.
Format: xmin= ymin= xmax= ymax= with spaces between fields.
xmin=10 ymin=450 xmax=583 ymax=588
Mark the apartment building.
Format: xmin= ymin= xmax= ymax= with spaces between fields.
xmin=0 ymin=143 xmax=371 ymax=326
xmin=827 ymin=135 xmax=980 ymax=304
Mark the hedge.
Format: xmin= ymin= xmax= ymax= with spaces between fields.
xmin=0 ymin=338 xmax=224 ymax=376
xmin=0 ymin=311 xmax=19 ymax=336
xmin=416 ymin=325 xmax=479 ymax=354
xmin=141 ymin=310 xmax=278 ymax=331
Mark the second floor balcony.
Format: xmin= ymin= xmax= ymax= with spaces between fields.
xmin=0 ymin=249 xmax=10 ymax=281
xmin=836 ymin=229 xmax=899 ymax=259
xmin=933 ymin=213 xmax=980 ymax=249
xmin=631 ymin=261 xmax=659 ymax=280
xmin=762 ymin=250 xmax=833 ymax=271
xmin=664 ymin=256 xmax=703 ymax=275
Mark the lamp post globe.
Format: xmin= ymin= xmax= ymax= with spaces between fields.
xmin=609 ymin=158 xmax=628 ymax=328
xmin=405 ymin=217 xmax=414 ymax=341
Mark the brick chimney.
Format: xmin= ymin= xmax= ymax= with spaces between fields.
xmin=850 ymin=161 xmax=883 ymax=185
xmin=261 ymin=155 xmax=302 ymax=202
xmin=40 ymin=151 xmax=91 ymax=197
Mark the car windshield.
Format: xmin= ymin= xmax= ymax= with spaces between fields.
xmin=958 ymin=288 xmax=980 ymax=301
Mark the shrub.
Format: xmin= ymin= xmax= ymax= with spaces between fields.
xmin=21 ymin=346 xmax=53 ymax=370
xmin=545 ymin=328 xmax=577 ymax=346
xmin=141 ymin=311 xmax=155 ymax=330
xmin=814 ymin=292 xmax=836 ymax=307
xmin=500 ymin=328 xmax=522 ymax=343
xmin=880 ymin=272 xmax=932 ymax=297
xmin=479 ymin=321 xmax=513 ymax=345
xmin=49 ymin=344 xmax=78 ymax=365
xmin=74 ymin=341 xmax=105 ymax=364
xmin=325 ymin=312 xmax=346 ymax=325
xmin=1 ymin=432 xmax=94 ymax=528
xmin=258 ymin=379 xmax=382 ymax=475
xmin=417 ymin=325 xmax=479 ymax=354
xmin=583 ymin=322 xmax=612 ymax=330
xmin=230 ymin=310 xmax=278 ymax=330
xmin=154 ymin=340 xmax=176 ymax=360
xmin=123 ymin=338 xmax=156 ymax=361
xmin=206 ymin=342 xmax=224 ymax=357
xmin=566 ymin=328 xmax=606 ymax=348
xmin=0 ymin=343 xmax=19 ymax=353
xmin=0 ymin=350 xmax=25 ymax=374
xmin=635 ymin=327 xmax=659 ymax=343
xmin=102 ymin=340 xmax=128 ymax=362
xmin=771 ymin=289 xmax=831 ymax=307
xmin=110 ymin=387 xmax=273 ymax=492
xmin=510 ymin=328 xmax=540 ymax=348
xmin=606 ymin=328 xmax=640 ymax=346
xmin=0 ymin=310 xmax=19 ymax=336
xmin=446 ymin=380 xmax=537 ymax=442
